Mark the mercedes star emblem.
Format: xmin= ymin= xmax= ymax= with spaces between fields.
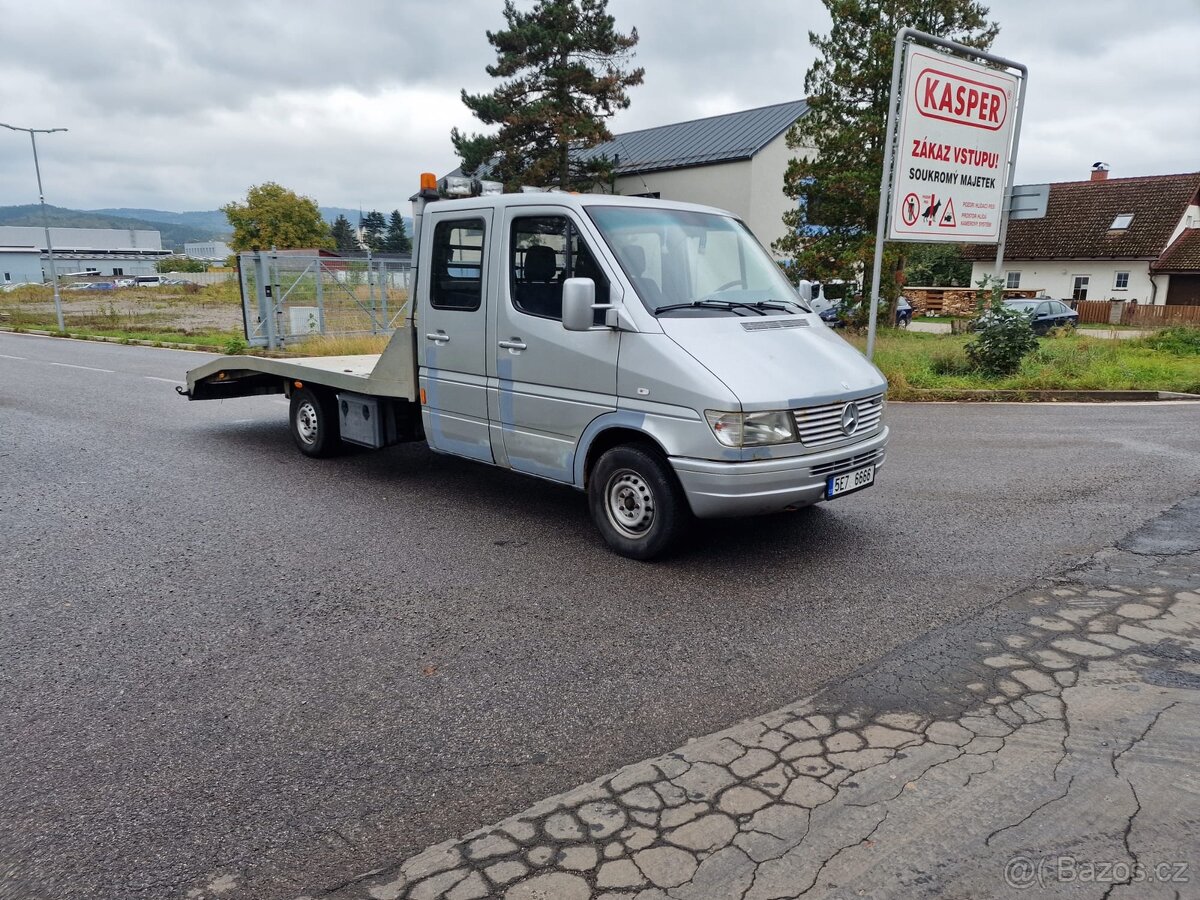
xmin=840 ymin=403 xmax=860 ymax=436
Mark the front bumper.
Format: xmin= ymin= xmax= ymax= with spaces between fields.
xmin=670 ymin=427 xmax=889 ymax=518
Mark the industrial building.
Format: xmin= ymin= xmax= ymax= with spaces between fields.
xmin=0 ymin=225 xmax=168 ymax=283
xmin=183 ymin=240 xmax=233 ymax=262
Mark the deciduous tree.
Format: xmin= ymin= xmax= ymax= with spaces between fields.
xmin=775 ymin=0 xmax=998 ymax=313
xmin=222 ymin=182 xmax=333 ymax=251
xmin=451 ymin=0 xmax=644 ymax=191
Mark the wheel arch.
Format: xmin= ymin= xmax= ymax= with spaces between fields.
xmin=575 ymin=413 xmax=672 ymax=490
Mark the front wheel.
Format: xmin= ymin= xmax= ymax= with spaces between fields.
xmin=289 ymin=386 xmax=341 ymax=458
xmin=588 ymin=445 xmax=690 ymax=560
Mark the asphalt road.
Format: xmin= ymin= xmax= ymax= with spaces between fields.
xmin=2 ymin=331 xmax=1199 ymax=900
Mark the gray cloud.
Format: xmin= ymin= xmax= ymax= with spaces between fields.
xmin=0 ymin=0 xmax=1195 ymax=214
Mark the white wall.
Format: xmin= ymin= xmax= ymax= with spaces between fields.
xmin=969 ymin=259 xmax=1166 ymax=304
xmin=184 ymin=240 xmax=232 ymax=261
xmin=612 ymin=159 xmax=754 ymax=226
xmin=748 ymin=130 xmax=812 ymax=254
xmin=0 ymin=250 xmax=44 ymax=284
xmin=604 ymin=131 xmax=809 ymax=257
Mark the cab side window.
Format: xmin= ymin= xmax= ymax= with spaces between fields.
xmin=510 ymin=216 xmax=609 ymax=321
xmin=430 ymin=218 xmax=485 ymax=311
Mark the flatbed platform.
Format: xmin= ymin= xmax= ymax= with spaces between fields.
xmin=181 ymin=327 xmax=418 ymax=402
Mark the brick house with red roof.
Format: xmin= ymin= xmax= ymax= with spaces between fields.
xmin=964 ymin=169 xmax=1200 ymax=305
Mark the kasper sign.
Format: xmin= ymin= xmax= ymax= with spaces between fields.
xmin=889 ymin=45 xmax=1020 ymax=243
xmin=914 ymin=68 xmax=1007 ymax=131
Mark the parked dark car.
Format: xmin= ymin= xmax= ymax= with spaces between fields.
xmin=1003 ymin=298 xmax=1079 ymax=334
xmin=819 ymin=298 xmax=910 ymax=329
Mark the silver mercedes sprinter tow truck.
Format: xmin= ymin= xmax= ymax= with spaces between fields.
xmin=181 ymin=175 xmax=889 ymax=559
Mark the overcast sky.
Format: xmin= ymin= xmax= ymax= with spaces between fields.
xmin=1 ymin=0 xmax=1196 ymax=214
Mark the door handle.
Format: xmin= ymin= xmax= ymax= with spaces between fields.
xmin=498 ymin=339 xmax=527 ymax=351
xmin=426 ymin=332 xmax=450 ymax=344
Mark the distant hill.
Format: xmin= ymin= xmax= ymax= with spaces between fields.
xmin=0 ymin=205 xmax=203 ymax=249
xmin=0 ymin=204 xmax=413 ymax=251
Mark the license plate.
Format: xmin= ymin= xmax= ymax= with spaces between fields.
xmin=826 ymin=464 xmax=875 ymax=499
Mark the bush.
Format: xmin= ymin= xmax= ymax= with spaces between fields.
xmin=1144 ymin=327 xmax=1200 ymax=356
xmin=965 ymin=305 xmax=1038 ymax=376
xmin=223 ymin=335 xmax=248 ymax=355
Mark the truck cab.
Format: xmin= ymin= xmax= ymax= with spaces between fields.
xmin=183 ymin=188 xmax=889 ymax=559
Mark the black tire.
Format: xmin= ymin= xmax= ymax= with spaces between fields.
xmin=289 ymin=386 xmax=341 ymax=458
xmin=588 ymin=444 xmax=690 ymax=560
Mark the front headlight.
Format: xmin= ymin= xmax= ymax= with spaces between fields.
xmin=705 ymin=410 xmax=796 ymax=447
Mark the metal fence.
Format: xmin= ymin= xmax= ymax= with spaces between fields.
xmin=238 ymin=251 xmax=412 ymax=348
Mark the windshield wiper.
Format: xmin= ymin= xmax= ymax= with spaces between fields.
xmin=654 ymin=299 xmax=769 ymax=316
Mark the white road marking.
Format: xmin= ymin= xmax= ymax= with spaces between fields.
xmin=49 ymin=362 xmax=114 ymax=373
xmin=0 ymin=354 xmax=27 ymax=360
xmin=144 ymin=376 xmax=184 ymax=384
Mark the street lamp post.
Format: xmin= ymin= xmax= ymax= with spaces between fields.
xmin=1 ymin=122 xmax=69 ymax=330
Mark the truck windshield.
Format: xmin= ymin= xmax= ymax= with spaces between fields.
xmin=586 ymin=205 xmax=810 ymax=317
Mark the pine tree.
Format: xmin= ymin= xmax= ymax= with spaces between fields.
xmin=383 ymin=210 xmax=412 ymax=254
xmin=359 ymin=210 xmax=387 ymax=253
xmin=774 ymin=0 xmax=998 ymax=309
xmin=331 ymin=214 xmax=359 ymax=252
xmin=451 ymin=0 xmax=644 ymax=191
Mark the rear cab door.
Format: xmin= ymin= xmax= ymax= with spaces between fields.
xmin=418 ymin=207 xmax=494 ymax=462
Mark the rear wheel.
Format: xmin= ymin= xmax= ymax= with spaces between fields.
xmin=588 ymin=444 xmax=690 ymax=560
xmin=289 ymin=386 xmax=341 ymax=457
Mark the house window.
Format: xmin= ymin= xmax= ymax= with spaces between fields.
xmin=3 ymin=272 xmax=9 ymax=282
xmin=1109 ymin=214 xmax=1133 ymax=230
xmin=1072 ymin=275 xmax=1090 ymax=301
xmin=1113 ymin=271 xmax=1129 ymax=290
xmin=1005 ymin=271 xmax=1021 ymax=289
xmin=113 ymin=268 xmax=124 ymax=276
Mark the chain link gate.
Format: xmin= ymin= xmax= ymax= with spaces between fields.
xmin=238 ymin=251 xmax=413 ymax=349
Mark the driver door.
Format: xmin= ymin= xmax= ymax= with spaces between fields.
xmin=489 ymin=208 xmax=621 ymax=482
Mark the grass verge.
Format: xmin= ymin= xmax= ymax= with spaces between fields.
xmin=845 ymin=328 xmax=1200 ymax=399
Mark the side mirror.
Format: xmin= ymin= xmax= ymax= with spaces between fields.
xmin=562 ymin=277 xmax=596 ymax=331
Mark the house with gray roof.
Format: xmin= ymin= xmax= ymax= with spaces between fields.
xmin=447 ymin=99 xmax=812 ymax=253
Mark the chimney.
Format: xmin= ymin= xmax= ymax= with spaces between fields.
xmin=1091 ymin=162 xmax=1110 ymax=181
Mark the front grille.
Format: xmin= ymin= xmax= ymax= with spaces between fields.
xmin=810 ymin=448 xmax=883 ymax=478
xmin=793 ymin=394 xmax=884 ymax=448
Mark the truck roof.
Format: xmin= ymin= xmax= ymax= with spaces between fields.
xmin=423 ymin=191 xmax=735 ymax=218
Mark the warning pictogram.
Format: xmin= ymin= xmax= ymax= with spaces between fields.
xmin=938 ymin=197 xmax=957 ymax=228
xmin=921 ymin=194 xmax=942 ymax=226
xmin=900 ymin=193 xmax=920 ymax=227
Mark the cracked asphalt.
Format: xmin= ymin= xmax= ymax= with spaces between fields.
xmin=2 ymin=332 xmax=1199 ymax=900
xmin=327 ymin=500 xmax=1200 ymax=900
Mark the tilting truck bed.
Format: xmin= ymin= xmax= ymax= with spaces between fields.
xmin=180 ymin=326 xmax=418 ymax=402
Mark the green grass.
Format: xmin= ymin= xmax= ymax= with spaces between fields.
xmin=3 ymin=324 xmax=241 ymax=349
xmin=844 ymin=329 xmax=1200 ymax=398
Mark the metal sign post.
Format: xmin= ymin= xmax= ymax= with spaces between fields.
xmin=866 ymin=29 xmax=1027 ymax=360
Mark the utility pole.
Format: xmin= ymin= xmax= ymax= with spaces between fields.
xmin=1 ymin=122 xmax=69 ymax=331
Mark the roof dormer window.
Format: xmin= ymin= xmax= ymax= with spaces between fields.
xmin=1110 ymin=213 xmax=1133 ymax=230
